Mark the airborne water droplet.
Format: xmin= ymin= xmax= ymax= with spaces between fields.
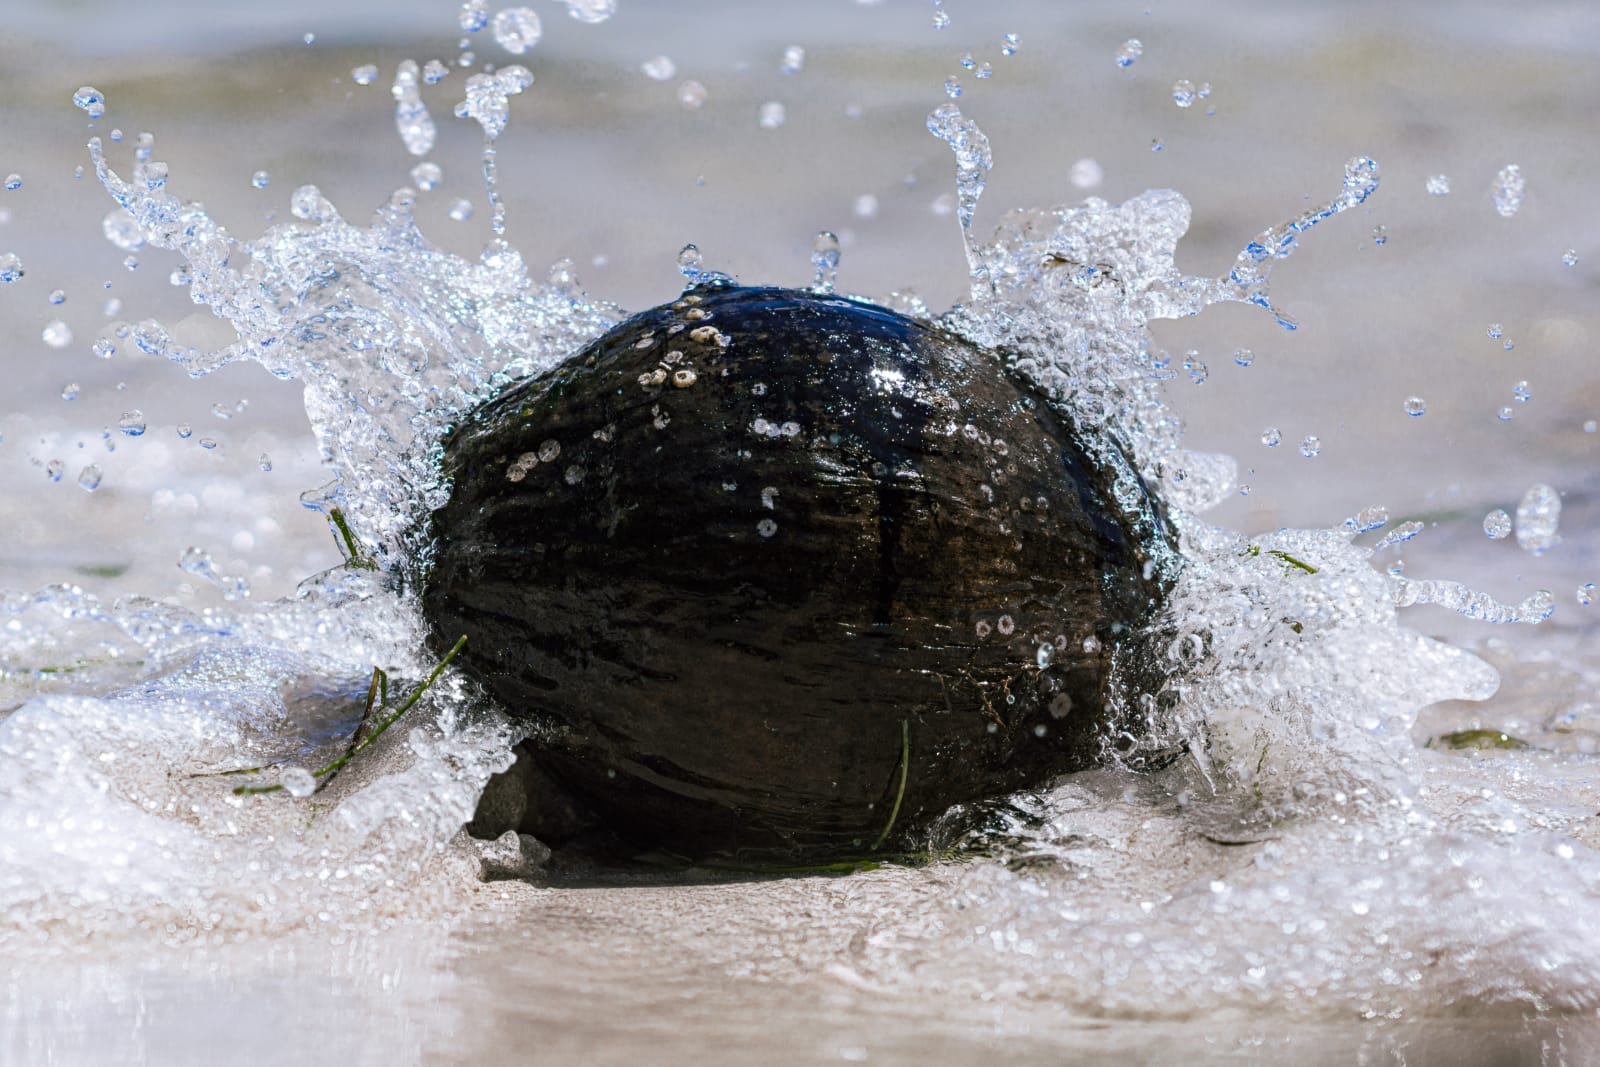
xmin=559 ymin=0 xmax=616 ymax=23
xmin=280 ymin=767 xmax=317 ymax=798
xmin=0 ymin=252 xmax=22 ymax=283
xmin=781 ymin=46 xmax=805 ymax=75
xmin=1577 ymin=583 xmax=1595 ymax=607
xmin=77 ymin=464 xmax=102 ymax=492
xmin=351 ymin=64 xmax=379 ymax=86
xmin=72 ymin=86 xmax=106 ymax=119
xmin=1299 ymin=435 xmax=1321 ymax=458
xmin=448 ymin=198 xmax=474 ymax=222
xmin=641 ymin=56 xmax=676 ymax=81
xmin=811 ymin=231 xmax=840 ymax=292
xmin=758 ymin=101 xmax=786 ymax=129
xmin=677 ymin=81 xmax=707 ymax=109
xmin=459 ymin=0 xmax=490 ymax=32
xmin=250 ymin=170 xmax=270 ymax=189
xmin=492 ymin=8 xmax=543 ymax=54
xmin=42 ymin=320 xmax=72 ymax=348
xmin=1492 ymin=164 xmax=1525 ymax=218
xmin=1261 ymin=427 xmax=1281 ymax=447
xmin=1425 ymin=174 xmax=1450 ymax=197
xmin=410 ymin=161 xmax=443 ymax=191
xmin=1114 ymin=39 xmax=1143 ymax=68
xmin=1173 ymin=80 xmax=1196 ymax=108
xmin=1404 ymin=396 xmax=1426 ymax=417
xmin=1483 ymin=509 xmax=1512 ymax=539
xmin=391 ymin=60 xmax=436 ymax=157
xmin=1515 ymin=483 xmax=1560 ymax=556
xmin=118 ymin=410 xmax=146 ymax=436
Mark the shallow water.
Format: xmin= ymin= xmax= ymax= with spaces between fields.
xmin=3 ymin=1 xmax=1599 ymax=1063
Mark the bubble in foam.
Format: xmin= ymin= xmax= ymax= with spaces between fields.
xmin=492 ymin=7 xmax=542 ymax=54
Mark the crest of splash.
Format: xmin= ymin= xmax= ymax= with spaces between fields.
xmin=926 ymin=103 xmax=1546 ymax=811
xmin=87 ymin=65 xmax=612 ymax=569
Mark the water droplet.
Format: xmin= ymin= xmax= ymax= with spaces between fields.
xmin=1577 ymin=583 xmax=1595 ymax=606
xmin=931 ymin=9 xmax=950 ymax=29
xmin=351 ymin=64 xmax=379 ymax=86
xmin=560 ymin=0 xmax=615 ymax=23
xmin=1515 ymin=483 xmax=1561 ymax=556
xmin=1150 ymin=139 xmax=1164 ymax=152
xmin=73 ymin=86 xmax=106 ymax=119
xmin=1233 ymin=348 xmax=1254 ymax=367
xmin=410 ymin=161 xmax=443 ymax=191
xmin=1425 ymin=174 xmax=1450 ymax=197
xmin=1172 ymin=79 xmax=1196 ymax=108
xmin=758 ymin=101 xmax=787 ymax=129
xmin=392 ymin=60 xmax=437 ymax=156
xmin=943 ymin=76 xmax=962 ymax=98
xmin=0 ymin=252 xmax=22 ymax=283
xmin=45 ymin=459 xmax=63 ymax=482
xmin=448 ymin=198 xmax=474 ymax=221
xmin=199 ymin=437 xmax=218 ymax=450
xmin=3 ymin=174 xmax=20 ymax=192
xmin=91 ymin=338 xmax=115 ymax=359
xmin=302 ymin=32 xmax=316 ymax=45
xmin=811 ymin=231 xmax=841 ymax=292
xmin=290 ymin=185 xmax=336 ymax=223
xmin=118 ymin=410 xmax=146 ymax=436
xmin=101 ymin=208 xmax=144 ymax=251
xmin=757 ymin=518 xmax=778 ymax=538
xmin=459 ymin=0 xmax=490 ymax=32
xmin=1483 ymin=509 xmax=1512 ymax=539
xmin=47 ymin=289 xmax=65 ymax=306
xmin=1492 ymin=164 xmax=1525 ymax=218
xmin=280 ymin=767 xmax=317 ymax=797
xmin=1585 ymin=420 xmax=1598 ymax=434
xmin=1114 ymin=39 xmax=1143 ymax=68
xmin=1372 ymin=224 xmax=1387 ymax=245
xmin=1498 ymin=407 xmax=1514 ymax=422
xmin=1404 ymin=396 xmax=1426 ymax=417
xmin=259 ymin=453 xmax=273 ymax=472
xmin=492 ymin=8 xmax=543 ymax=54
xmin=975 ymin=62 xmax=993 ymax=80
xmin=1487 ymin=323 xmax=1503 ymax=340
xmin=1299 ymin=435 xmax=1321 ymax=458
xmin=677 ymin=81 xmax=707 ymax=110
xmin=1261 ymin=427 xmax=1281 ymax=447
xmin=42 ymin=320 xmax=71 ymax=348
xmin=781 ymin=46 xmax=805 ymax=75
xmin=176 ymin=424 xmax=192 ymax=439
xmin=641 ymin=56 xmax=676 ymax=81
xmin=60 ymin=382 xmax=80 ymax=401
xmin=77 ymin=464 xmax=102 ymax=492
xmin=422 ymin=60 xmax=450 ymax=85
xmin=1001 ymin=33 xmax=1019 ymax=56
xmin=677 ymin=243 xmax=704 ymax=282
xmin=958 ymin=53 xmax=976 ymax=71
xmin=1561 ymin=249 xmax=1578 ymax=268
xmin=1513 ymin=380 xmax=1531 ymax=403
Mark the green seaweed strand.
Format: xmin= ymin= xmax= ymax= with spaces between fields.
xmin=234 ymin=635 xmax=468 ymax=796
xmin=871 ymin=719 xmax=911 ymax=851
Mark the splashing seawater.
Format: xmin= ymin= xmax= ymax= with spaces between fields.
xmin=3 ymin=21 xmax=1594 ymax=1034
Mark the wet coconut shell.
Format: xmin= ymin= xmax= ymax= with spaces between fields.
xmin=422 ymin=285 xmax=1173 ymax=860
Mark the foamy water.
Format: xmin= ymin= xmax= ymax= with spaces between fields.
xmin=2 ymin=2 xmax=1598 ymax=1063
